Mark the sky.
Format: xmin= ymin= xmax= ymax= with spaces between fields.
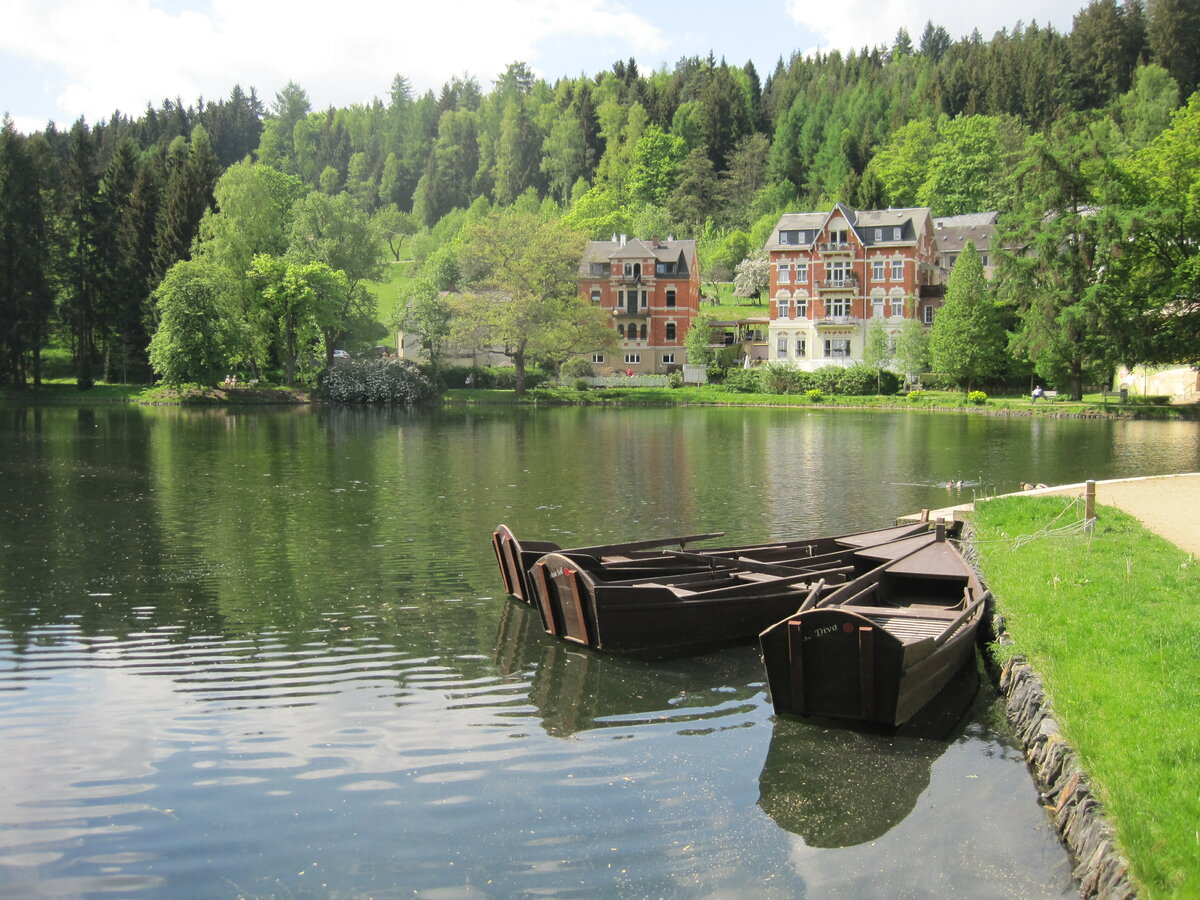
xmin=1 ymin=0 xmax=1088 ymax=135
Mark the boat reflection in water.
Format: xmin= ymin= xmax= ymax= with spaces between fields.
xmin=493 ymin=599 xmax=764 ymax=738
xmin=757 ymin=658 xmax=979 ymax=848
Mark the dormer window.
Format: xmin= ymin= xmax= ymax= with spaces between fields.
xmin=779 ymin=231 xmax=789 ymax=244
xmin=874 ymin=228 xmax=883 ymax=242
xmin=893 ymin=226 xmax=902 ymax=240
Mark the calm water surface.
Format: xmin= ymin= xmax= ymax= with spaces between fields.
xmin=1 ymin=404 xmax=1196 ymax=898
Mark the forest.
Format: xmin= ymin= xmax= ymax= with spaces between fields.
xmin=1 ymin=0 xmax=1198 ymax=393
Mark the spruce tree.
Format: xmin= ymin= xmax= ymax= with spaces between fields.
xmin=928 ymin=242 xmax=1006 ymax=392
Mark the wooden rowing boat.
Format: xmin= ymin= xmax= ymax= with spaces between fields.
xmin=526 ymin=551 xmax=846 ymax=651
xmin=758 ymin=527 xmax=988 ymax=726
xmin=491 ymin=521 xmax=933 ymax=608
xmin=518 ymin=525 xmax=939 ymax=652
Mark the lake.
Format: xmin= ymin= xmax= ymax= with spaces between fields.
xmin=1 ymin=403 xmax=1195 ymax=897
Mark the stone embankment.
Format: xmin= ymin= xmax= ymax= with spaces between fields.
xmin=977 ymin=598 xmax=1137 ymax=899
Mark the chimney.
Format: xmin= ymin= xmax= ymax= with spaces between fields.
xmin=619 ymin=234 xmax=627 ymax=247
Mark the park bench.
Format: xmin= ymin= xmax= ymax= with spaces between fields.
xmin=1042 ymin=390 xmax=1060 ymax=401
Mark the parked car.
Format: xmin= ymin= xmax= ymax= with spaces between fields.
xmin=333 ymin=349 xmax=350 ymax=360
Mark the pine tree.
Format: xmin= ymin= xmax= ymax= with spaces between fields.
xmin=928 ymin=242 xmax=1007 ymax=391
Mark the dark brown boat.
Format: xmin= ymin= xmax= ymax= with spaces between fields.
xmin=491 ymin=524 xmax=729 ymax=606
xmin=527 ymin=551 xmax=847 ymax=651
xmin=516 ymin=525 xmax=939 ymax=652
xmin=758 ymin=527 xmax=988 ymax=726
xmin=491 ymin=521 xmax=933 ymax=609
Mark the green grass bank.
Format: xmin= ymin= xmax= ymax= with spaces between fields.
xmin=971 ymin=496 xmax=1200 ymax=898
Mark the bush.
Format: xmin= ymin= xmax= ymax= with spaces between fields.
xmin=907 ymin=390 xmax=926 ymax=402
xmin=878 ymin=369 xmax=901 ymax=394
xmin=967 ymin=390 xmax=988 ymax=405
xmin=758 ymin=362 xmax=802 ymax=394
xmin=573 ymin=378 xmax=589 ymax=391
xmin=319 ymin=359 xmax=438 ymax=404
xmin=837 ymin=365 xmax=876 ymax=396
xmin=721 ymin=369 xmax=761 ymax=393
xmin=561 ymin=357 xmax=594 ymax=379
xmin=667 ymin=370 xmax=684 ymax=389
xmin=804 ymin=388 xmax=825 ymax=402
xmin=917 ymin=372 xmax=960 ymax=391
xmin=811 ymin=366 xmax=844 ymax=394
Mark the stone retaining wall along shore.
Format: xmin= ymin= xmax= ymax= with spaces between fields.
xmin=966 ymin=529 xmax=1138 ymax=900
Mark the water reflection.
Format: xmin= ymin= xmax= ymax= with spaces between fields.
xmin=758 ymin=661 xmax=978 ymax=848
xmin=493 ymin=599 xmax=762 ymax=738
xmin=1 ymin=403 xmax=1176 ymax=897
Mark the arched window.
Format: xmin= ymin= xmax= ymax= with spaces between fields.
xmin=617 ymin=324 xmax=625 ymax=338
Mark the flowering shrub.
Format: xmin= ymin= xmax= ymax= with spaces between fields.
xmin=319 ymin=359 xmax=437 ymax=404
xmin=804 ymin=388 xmax=825 ymax=402
xmin=907 ymin=390 xmax=926 ymax=402
xmin=967 ymin=390 xmax=988 ymax=405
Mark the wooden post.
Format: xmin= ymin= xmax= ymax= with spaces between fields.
xmin=1085 ymin=480 xmax=1097 ymax=531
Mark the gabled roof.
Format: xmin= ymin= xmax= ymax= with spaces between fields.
xmin=579 ymin=238 xmax=699 ymax=276
xmin=763 ymin=205 xmax=933 ymax=252
xmin=933 ymin=211 xmax=999 ymax=255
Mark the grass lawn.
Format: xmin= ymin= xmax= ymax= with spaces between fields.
xmin=971 ymin=496 xmax=1200 ymax=898
xmin=703 ymin=281 xmax=768 ymax=317
xmin=364 ymin=260 xmax=417 ymax=333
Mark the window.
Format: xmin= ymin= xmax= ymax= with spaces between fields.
xmin=640 ymin=290 xmax=648 ymax=307
xmin=796 ymin=338 xmax=806 ymax=357
xmin=893 ymin=226 xmax=902 ymax=240
xmin=795 ymin=262 xmax=808 ymax=282
xmin=891 ymin=260 xmax=904 ymax=281
xmin=828 ymin=297 xmax=850 ymax=317
xmin=777 ymin=299 xmax=790 ymax=319
xmin=874 ymin=228 xmax=883 ymax=242
xmin=624 ymin=353 xmax=641 ymax=364
xmin=829 ymin=229 xmax=847 ymax=245
xmin=623 ymin=263 xmax=632 ymax=276
xmin=617 ymin=324 xmax=625 ymax=338
xmin=872 ymin=260 xmax=885 ymax=281
xmin=795 ymin=297 xmax=808 ymax=318
xmin=824 ymin=338 xmax=851 ymax=358
xmin=590 ymin=289 xmax=601 ymax=304
xmin=590 ymin=262 xmax=607 ymax=276
xmin=827 ymin=261 xmax=850 ymax=285
xmin=924 ymin=305 xmax=935 ymax=324
xmin=980 ymin=254 xmax=989 ymax=267
xmin=779 ymin=231 xmax=790 ymax=244
xmin=665 ymin=322 xmax=676 ymax=341
xmin=873 ymin=297 xmax=885 ymax=318
xmin=777 ymin=335 xmax=789 ymax=359
xmin=617 ymin=290 xmax=624 ymax=307
xmin=666 ymin=288 xmax=676 ymax=307
xmin=639 ymin=324 xmax=647 ymax=340
xmin=592 ymin=353 xmax=605 ymax=364
xmin=778 ymin=263 xmax=791 ymax=284
xmin=662 ymin=353 xmax=675 ymax=365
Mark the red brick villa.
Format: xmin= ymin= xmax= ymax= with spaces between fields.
xmin=764 ymin=203 xmax=945 ymax=369
xmin=578 ymin=236 xmax=701 ymax=375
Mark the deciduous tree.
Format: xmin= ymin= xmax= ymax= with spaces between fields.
xmin=455 ymin=210 xmax=609 ymax=395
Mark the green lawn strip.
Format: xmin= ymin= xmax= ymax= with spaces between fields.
xmin=364 ymin=260 xmax=417 ymax=332
xmin=970 ymin=496 xmax=1200 ymax=898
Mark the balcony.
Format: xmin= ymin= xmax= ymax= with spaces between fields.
xmin=612 ymin=307 xmax=649 ymax=318
xmin=817 ymin=278 xmax=857 ymax=292
xmin=814 ymin=315 xmax=857 ymax=327
xmin=617 ymin=274 xmax=643 ymax=285
xmin=819 ymin=242 xmax=853 ymax=255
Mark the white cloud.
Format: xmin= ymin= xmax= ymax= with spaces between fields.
xmin=784 ymin=0 xmax=1082 ymax=54
xmin=0 ymin=0 xmax=663 ymax=125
